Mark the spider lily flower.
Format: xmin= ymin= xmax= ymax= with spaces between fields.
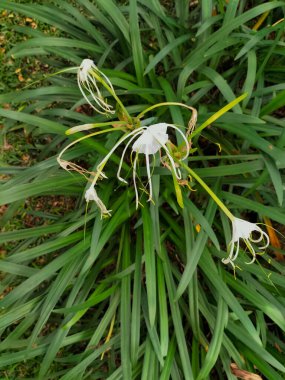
xmin=78 ymin=59 xmax=115 ymax=115
xmin=222 ymin=217 xmax=270 ymax=268
xmin=85 ymin=186 xmax=111 ymax=219
xmin=92 ymin=122 xmax=190 ymax=209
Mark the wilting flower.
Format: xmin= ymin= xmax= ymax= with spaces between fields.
xmin=92 ymin=122 xmax=190 ymax=209
xmin=85 ymin=186 xmax=111 ymax=219
xmin=77 ymin=59 xmax=115 ymax=114
xmin=222 ymin=217 xmax=270 ymax=267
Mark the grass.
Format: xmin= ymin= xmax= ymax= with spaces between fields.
xmin=0 ymin=1 xmax=285 ymax=379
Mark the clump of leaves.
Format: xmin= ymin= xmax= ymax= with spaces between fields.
xmin=0 ymin=1 xmax=285 ymax=379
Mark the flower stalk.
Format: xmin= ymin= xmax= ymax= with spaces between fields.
xmin=180 ymin=162 xmax=270 ymax=267
xmin=180 ymin=162 xmax=234 ymax=221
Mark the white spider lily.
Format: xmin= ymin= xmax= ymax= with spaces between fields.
xmin=78 ymin=59 xmax=115 ymax=114
xmin=92 ymin=122 xmax=190 ymax=208
xmin=222 ymin=217 xmax=270 ymax=267
xmin=85 ymin=186 xmax=111 ymax=219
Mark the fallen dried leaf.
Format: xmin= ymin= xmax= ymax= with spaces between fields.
xmin=230 ymin=363 xmax=262 ymax=380
xmin=18 ymin=74 xmax=25 ymax=82
xmin=274 ymin=342 xmax=282 ymax=353
xmin=3 ymin=137 xmax=13 ymax=151
xmin=22 ymin=154 xmax=30 ymax=163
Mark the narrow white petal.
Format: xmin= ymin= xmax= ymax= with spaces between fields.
xmin=97 ymin=127 xmax=146 ymax=173
xmin=145 ymin=149 xmax=153 ymax=202
xmin=231 ymin=239 xmax=240 ymax=262
xmin=160 ymin=142 xmax=182 ymax=179
xmin=244 ymin=239 xmax=256 ymax=264
xmin=259 ymin=231 xmax=270 ymax=250
xmin=88 ymin=74 xmax=113 ymax=111
xmin=100 ymin=70 xmax=115 ymax=93
xmin=85 ymin=80 xmax=113 ymax=114
xmin=133 ymin=155 xmax=139 ymax=209
xmin=117 ymin=129 xmax=145 ymax=183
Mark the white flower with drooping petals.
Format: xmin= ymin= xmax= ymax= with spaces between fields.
xmin=85 ymin=186 xmax=111 ymax=219
xmin=78 ymin=59 xmax=115 ymax=115
xmin=222 ymin=217 xmax=270 ymax=267
xmin=92 ymin=122 xmax=190 ymax=209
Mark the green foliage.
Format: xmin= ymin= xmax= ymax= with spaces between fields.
xmin=1 ymin=1 xmax=285 ymax=379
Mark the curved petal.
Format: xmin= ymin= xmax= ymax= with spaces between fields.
xmin=231 ymin=239 xmax=240 ymax=262
xmin=117 ymin=129 xmax=144 ymax=183
xmin=97 ymin=127 xmax=146 ymax=169
xmin=133 ymin=154 xmax=139 ymax=209
xmin=145 ymin=147 xmax=153 ymax=201
xmin=86 ymin=78 xmax=113 ymax=114
xmin=245 ymin=239 xmax=257 ymax=264
xmin=99 ymin=70 xmax=115 ymax=93
xmin=244 ymin=239 xmax=257 ymax=264
xmin=258 ymin=231 xmax=270 ymax=250
xmin=160 ymin=141 xmax=182 ymax=179
xmin=88 ymin=74 xmax=113 ymax=110
xmin=249 ymin=226 xmax=264 ymax=243
xmin=167 ymin=123 xmax=190 ymax=160
xmin=77 ymin=77 xmax=101 ymax=114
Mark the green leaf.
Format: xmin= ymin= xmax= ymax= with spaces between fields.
xmin=142 ymin=204 xmax=156 ymax=327
xmin=260 ymin=89 xmax=285 ymax=116
xmin=161 ymin=245 xmax=194 ymax=380
xmin=263 ymin=155 xmax=284 ymax=206
xmin=144 ymin=34 xmax=191 ymax=75
xmin=0 ymin=109 xmax=66 ymax=135
xmin=130 ymin=0 xmax=145 ymax=86
xmin=120 ymin=227 xmax=132 ymax=379
xmin=94 ymin=0 xmax=130 ymax=43
xmin=175 ymin=189 xmax=218 ymax=299
xmin=197 ymin=295 xmax=228 ymax=380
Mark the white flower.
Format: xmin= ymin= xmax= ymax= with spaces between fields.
xmin=222 ymin=217 xmax=270 ymax=267
xmin=85 ymin=186 xmax=111 ymax=219
xmin=93 ymin=122 xmax=190 ymax=208
xmin=77 ymin=59 xmax=115 ymax=115
xmin=132 ymin=123 xmax=169 ymax=154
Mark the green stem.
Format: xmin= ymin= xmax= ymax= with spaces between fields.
xmin=95 ymin=74 xmax=132 ymax=124
xmin=58 ymin=127 xmax=125 ymax=163
xmin=181 ymin=162 xmax=234 ymax=221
